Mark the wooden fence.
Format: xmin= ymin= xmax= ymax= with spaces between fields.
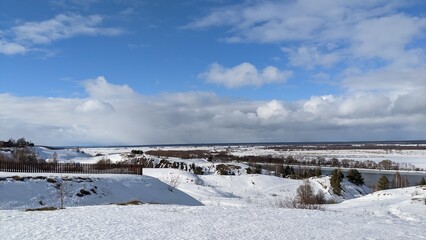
xmin=0 ymin=160 xmax=143 ymax=175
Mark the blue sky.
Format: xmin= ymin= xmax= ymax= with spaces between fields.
xmin=1 ymin=0 xmax=426 ymax=145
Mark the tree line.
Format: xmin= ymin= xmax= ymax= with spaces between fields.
xmin=0 ymin=138 xmax=34 ymax=148
xmin=144 ymin=150 xmax=420 ymax=171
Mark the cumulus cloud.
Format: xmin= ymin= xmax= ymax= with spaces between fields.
xmin=200 ymin=62 xmax=292 ymax=88
xmin=1 ymin=77 xmax=426 ymax=145
xmin=256 ymin=100 xmax=288 ymax=120
xmin=82 ymin=76 xmax=136 ymax=100
xmin=0 ymin=13 xmax=122 ymax=55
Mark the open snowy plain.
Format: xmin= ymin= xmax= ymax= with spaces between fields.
xmin=1 ymin=146 xmax=426 ymax=239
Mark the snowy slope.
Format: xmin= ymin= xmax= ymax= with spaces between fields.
xmin=0 ymin=168 xmax=371 ymax=210
xmin=0 ymin=172 xmax=201 ymax=210
xmin=143 ymin=169 xmax=370 ymax=207
xmin=329 ymin=186 xmax=426 ymax=224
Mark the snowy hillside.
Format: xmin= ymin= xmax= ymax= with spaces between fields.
xmin=0 ymin=168 xmax=370 ymax=210
xmin=0 ymin=172 xmax=201 ymax=210
xmin=1 ymin=168 xmax=425 ymax=239
xmin=2 ymin=145 xmax=425 ymax=239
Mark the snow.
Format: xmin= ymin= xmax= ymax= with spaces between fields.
xmin=0 ymin=172 xmax=201 ymax=210
xmin=1 ymin=170 xmax=425 ymax=239
xmin=31 ymin=145 xmax=426 ymax=169
xmin=1 ymin=145 xmax=426 ymax=239
xmin=1 ymin=203 xmax=425 ymax=240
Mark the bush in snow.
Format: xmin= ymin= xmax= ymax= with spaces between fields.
xmin=216 ymin=164 xmax=230 ymax=175
xmin=130 ymin=150 xmax=144 ymax=155
xmin=277 ymin=180 xmax=325 ymax=210
xmin=166 ymin=173 xmax=180 ymax=192
xmin=190 ymin=163 xmax=204 ymax=175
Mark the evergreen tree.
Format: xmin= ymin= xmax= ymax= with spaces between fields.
xmin=376 ymin=175 xmax=390 ymax=191
xmin=330 ymin=168 xmax=344 ymax=195
xmin=419 ymin=177 xmax=426 ymax=186
xmin=254 ymin=164 xmax=262 ymax=174
xmin=314 ymin=166 xmax=322 ymax=177
xmin=346 ymin=169 xmax=364 ymax=186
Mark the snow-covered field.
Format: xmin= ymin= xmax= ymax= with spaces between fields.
xmin=1 ymin=145 xmax=426 ymax=239
xmin=0 ymin=169 xmax=425 ymax=239
xmin=30 ymin=145 xmax=426 ymax=169
xmin=2 ymin=202 xmax=425 ymax=240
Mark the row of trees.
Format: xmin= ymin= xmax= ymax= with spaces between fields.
xmin=0 ymin=138 xmax=34 ymax=148
xmin=374 ymin=173 xmax=424 ymax=191
xmin=145 ymin=149 xmax=419 ymax=171
xmin=267 ymin=143 xmax=426 ymax=151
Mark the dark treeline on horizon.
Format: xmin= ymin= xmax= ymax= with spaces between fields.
xmin=0 ymin=138 xmax=34 ymax=148
xmin=35 ymin=140 xmax=426 ymax=150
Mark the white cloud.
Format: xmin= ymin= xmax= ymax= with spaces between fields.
xmin=303 ymin=95 xmax=335 ymax=115
xmin=75 ymin=99 xmax=115 ymax=113
xmin=256 ymin=100 xmax=288 ymax=120
xmin=82 ymin=76 xmax=135 ymax=100
xmin=282 ymin=46 xmax=341 ymax=68
xmin=0 ymin=13 xmax=122 ymax=55
xmin=1 ymin=77 xmax=426 ymax=145
xmin=0 ymin=40 xmax=27 ymax=55
xmin=343 ymin=67 xmax=426 ymax=92
xmin=13 ymin=14 xmax=122 ymax=44
xmin=200 ymin=62 xmax=292 ymax=88
xmin=187 ymin=1 xmax=426 ymax=66
xmin=186 ymin=1 xmax=398 ymax=43
xmin=338 ymin=94 xmax=391 ymax=117
xmin=351 ymin=14 xmax=426 ymax=60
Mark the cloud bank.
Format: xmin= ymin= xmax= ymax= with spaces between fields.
xmin=1 ymin=76 xmax=425 ymax=146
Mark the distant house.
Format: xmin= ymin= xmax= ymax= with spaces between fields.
xmin=0 ymin=141 xmax=5 ymax=147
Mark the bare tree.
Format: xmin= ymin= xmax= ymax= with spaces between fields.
xmin=55 ymin=178 xmax=69 ymax=209
xmin=51 ymin=152 xmax=58 ymax=163
xmin=166 ymin=173 xmax=180 ymax=192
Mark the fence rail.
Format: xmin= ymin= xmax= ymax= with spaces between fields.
xmin=0 ymin=160 xmax=143 ymax=175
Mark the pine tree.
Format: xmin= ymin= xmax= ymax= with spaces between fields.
xmin=314 ymin=166 xmax=322 ymax=177
xmin=346 ymin=169 xmax=364 ymax=186
xmin=419 ymin=177 xmax=426 ymax=186
xmin=330 ymin=168 xmax=344 ymax=195
xmin=376 ymin=175 xmax=390 ymax=191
